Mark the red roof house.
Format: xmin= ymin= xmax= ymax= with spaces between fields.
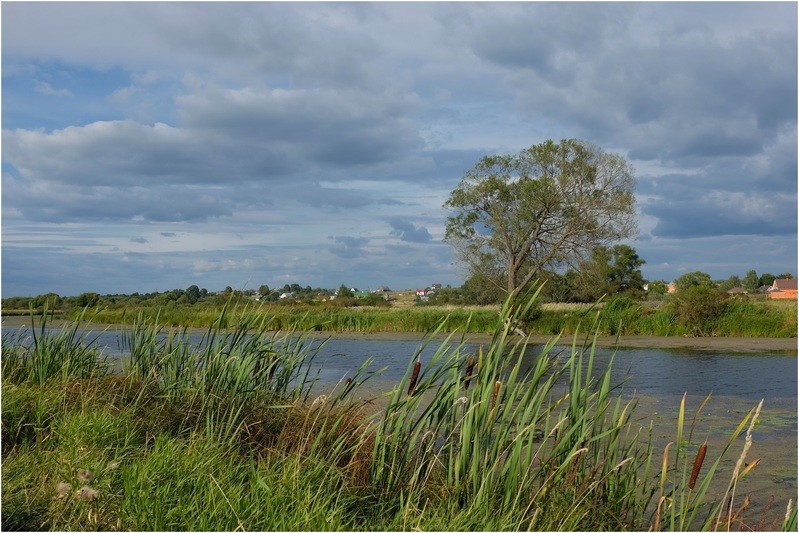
xmin=768 ymin=278 xmax=797 ymax=299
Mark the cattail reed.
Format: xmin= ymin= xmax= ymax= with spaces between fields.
xmin=491 ymin=380 xmax=501 ymax=409
xmin=463 ymin=357 xmax=476 ymax=389
xmin=407 ymin=357 xmax=421 ymax=395
xmin=689 ymin=443 xmax=707 ymax=489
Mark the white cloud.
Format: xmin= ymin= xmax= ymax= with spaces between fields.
xmin=33 ymin=81 xmax=73 ymax=97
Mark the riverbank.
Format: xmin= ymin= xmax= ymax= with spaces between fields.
xmin=3 ymin=314 xmax=796 ymax=353
xmin=4 ymin=302 xmax=795 ymax=531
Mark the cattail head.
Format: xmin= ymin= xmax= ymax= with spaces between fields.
xmin=688 ymin=443 xmax=708 ymax=489
xmin=491 ymin=380 xmax=501 ymax=410
xmin=408 ymin=358 xmax=421 ymax=395
xmin=464 ymin=357 xmax=476 ymax=389
xmin=311 ymin=394 xmax=328 ymax=409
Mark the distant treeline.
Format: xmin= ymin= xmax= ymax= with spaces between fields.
xmin=3 ymin=267 xmax=796 ymax=338
xmin=1 ymin=283 xmax=390 ymax=316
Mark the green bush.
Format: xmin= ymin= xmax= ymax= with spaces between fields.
xmin=666 ymin=286 xmax=728 ymax=336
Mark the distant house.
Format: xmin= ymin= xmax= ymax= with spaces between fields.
xmin=726 ymin=287 xmax=747 ymax=295
xmin=279 ymin=292 xmax=294 ymax=299
xmin=667 ymin=282 xmax=677 ymax=294
xmin=416 ymin=288 xmax=427 ymax=297
xmin=431 ymin=283 xmax=442 ymax=290
xmin=768 ymin=278 xmax=797 ymax=299
xmin=373 ymin=286 xmax=391 ymax=293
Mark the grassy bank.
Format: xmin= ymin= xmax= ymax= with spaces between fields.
xmin=72 ymin=304 xmax=504 ymax=333
xmin=3 ymin=302 xmax=795 ymax=531
xmin=526 ymin=298 xmax=797 ymax=338
xmin=72 ymin=296 xmax=798 ymax=338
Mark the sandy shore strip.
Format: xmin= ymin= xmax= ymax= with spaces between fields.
xmin=2 ymin=314 xmax=795 ymax=353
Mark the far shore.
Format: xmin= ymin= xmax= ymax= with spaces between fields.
xmin=3 ymin=314 xmax=796 ymax=353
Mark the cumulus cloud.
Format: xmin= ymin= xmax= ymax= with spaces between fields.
xmin=2 ymin=2 xmax=796 ymax=294
xmin=177 ymin=86 xmax=422 ymax=168
xmin=458 ymin=3 xmax=796 ymax=250
xmin=329 ymin=236 xmax=370 ymax=259
xmin=3 ymin=176 xmax=233 ymax=223
xmin=388 ymin=218 xmax=433 ymax=243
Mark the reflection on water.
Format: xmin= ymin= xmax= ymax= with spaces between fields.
xmin=4 ymin=325 xmax=797 ymax=524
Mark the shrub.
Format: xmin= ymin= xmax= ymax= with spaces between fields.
xmin=666 ymin=286 xmax=728 ymax=336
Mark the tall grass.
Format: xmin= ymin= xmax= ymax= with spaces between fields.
xmin=79 ymin=295 xmax=797 ymax=338
xmin=2 ymin=294 xmax=791 ymax=531
xmin=88 ymin=304 xmax=505 ymax=334
xmin=365 ymin=295 xmax=653 ymax=529
xmin=2 ymin=307 xmax=107 ymax=384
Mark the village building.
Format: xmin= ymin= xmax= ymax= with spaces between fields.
xmin=667 ymin=282 xmax=677 ymax=294
xmin=768 ymin=278 xmax=797 ymax=299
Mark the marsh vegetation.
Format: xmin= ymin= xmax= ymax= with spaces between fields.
xmin=2 ymin=298 xmax=795 ymax=531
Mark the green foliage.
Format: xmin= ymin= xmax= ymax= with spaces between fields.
xmin=1 ymin=300 xmax=789 ymax=531
xmin=673 ymin=271 xmax=714 ymax=292
xmin=75 ymin=292 xmax=101 ymax=308
xmin=185 ymin=285 xmax=201 ymax=304
xmin=759 ymin=272 xmax=776 ymax=287
xmin=717 ymin=275 xmax=743 ymax=292
xmin=461 ymin=271 xmax=505 ymax=304
xmin=537 ymin=270 xmax=581 ymax=302
xmin=31 ymin=292 xmax=63 ymax=310
xmin=444 ymin=138 xmax=637 ymax=299
xmin=1 ymin=310 xmax=107 ymax=385
xmin=647 ymin=280 xmax=669 ymax=299
xmin=666 ymin=285 xmax=728 ymax=337
xmin=714 ymin=298 xmax=798 ymax=337
xmin=576 ymin=244 xmax=647 ymax=301
xmin=743 ymin=269 xmax=760 ymax=292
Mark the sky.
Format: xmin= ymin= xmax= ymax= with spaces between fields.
xmin=2 ymin=2 xmax=797 ymax=297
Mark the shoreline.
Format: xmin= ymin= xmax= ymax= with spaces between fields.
xmin=2 ymin=314 xmax=796 ymax=353
xmin=316 ymin=330 xmax=799 ymax=353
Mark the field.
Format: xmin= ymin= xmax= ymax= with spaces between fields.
xmin=2 ymin=301 xmax=795 ymax=531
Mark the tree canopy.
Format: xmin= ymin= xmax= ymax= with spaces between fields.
xmin=576 ymin=244 xmax=646 ymax=301
xmin=444 ymin=139 xmax=637 ymax=300
xmin=673 ymin=271 xmax=714 ymax=291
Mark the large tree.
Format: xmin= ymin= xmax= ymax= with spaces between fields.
xmin=444 ymin=139 xmax=637 ymax=300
